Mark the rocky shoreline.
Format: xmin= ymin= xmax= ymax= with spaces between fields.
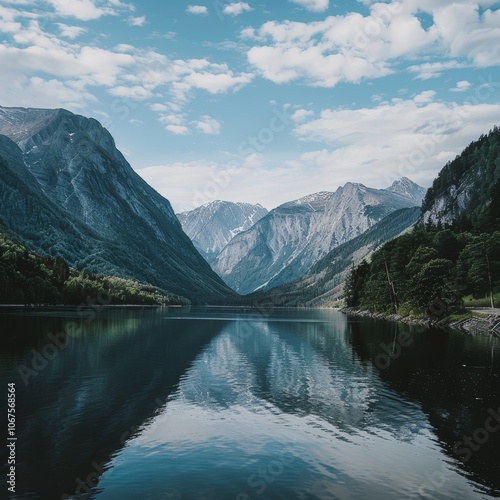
xmin=341 ymin=307 xmax=500 ymax=337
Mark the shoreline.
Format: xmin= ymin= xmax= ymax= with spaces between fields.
xmin=341 ymin=307 xmax=500 ymax=336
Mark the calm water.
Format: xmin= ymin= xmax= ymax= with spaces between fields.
xmin=1 ymin=307 xmax=499 ymax=499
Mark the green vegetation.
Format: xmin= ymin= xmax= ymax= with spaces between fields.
xmin=346 ymin=127 xmax=500 ymax=319
xmin=0 ymin=229 xmax=189 ymax=306
xmin=462 ymin=293 xmax=500 ymax=308
xmin=345 ymin=229 xmax=500 ymax=317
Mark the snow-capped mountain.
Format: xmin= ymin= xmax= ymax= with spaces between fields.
xmin=213 ymin=180 xmax=425 ymax=294
xmin=177 ymin=201 xmax=268 ymax=263
xmin=0 ymin=106 xmax=237 ymax=303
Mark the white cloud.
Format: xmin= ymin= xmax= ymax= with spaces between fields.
xmin=195 ymin=115 xmax=221 ymax=134
xmin=413 ymin=90 xmax=435 ymax=103
xmin=137 ymin=91 xmax=500 ymax=212
xmin=108 ymin=85 xmax=153 ymax=100
xmin=150 ymin=103 xmax=169 ymax=112
xmin=450 ymin=80 xmax=472 ymax=92
xmin=186 ymin=5 xmax=208 ymax=15
xmin=56 ymin=23 xmax=87 ymax=39
xmin=165 ymin=124 xmax=189 ymax=135
xmin=128 ymin=15 xmax=146 ymax=26
xmin=0 ymin=16 xmax=253 ymax=112
xmin=137 ymin=161 xmax=311 ymax=212
xmin=247 ymin=2 xmax=500 ymax=87
xmin=46 ymin=0 xmax=116 ymax=21
xmin=0 ymin=5 xmax=36 ymax=34
xmin=159 ymin=113 xmax=186 ymax=126
xmin=408 ymin=61 xmax=466 ymax=80
xmin=125 ymin=51 xmax=254 ymax=103
xmin=294 ymin=92 xmax=500 ymax=189
xmin=184 ymin=70 xmax=254 ymax=93
xmin=289 ymin=0 xmax=329 ymax=12
xmin=223 ymin=2 xmax=253 ymax=16
xmin=243 ymin=152 xmax=263 ymax=167
xmin=149 ymin=31 xmax=176 ymax=40
xmin=1 ymin=76 xmax=96 ymax=110
xmin=291 ymin=108 xmax=314 ymax=122
xmin=431 ymin=2 xmax=500 ymax=67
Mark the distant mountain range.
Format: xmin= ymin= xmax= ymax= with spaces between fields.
xmin=210 ymin=178 xmax=425 ymax=294
xmin=177 ymin=201 xmax=268 ymax=263
xmin=0 ymin=106 xmax=236 ymax=303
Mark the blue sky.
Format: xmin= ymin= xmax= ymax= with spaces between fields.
xmin=1 ymin=0 xmax=500 ymax=211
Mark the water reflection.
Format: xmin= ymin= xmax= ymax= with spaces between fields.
xmin=1 ymin=308 xmax=498 ymax=499
xmin=0 ymin=308 xmax=227 ymax=499
xmin=348 ymin=318 xmax=500 ymax=496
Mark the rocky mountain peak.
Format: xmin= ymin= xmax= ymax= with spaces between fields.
xmin=386 ymin=177 xmax=426 ymax=205
xmin=177 ymin=200 xmax=268 ymax=264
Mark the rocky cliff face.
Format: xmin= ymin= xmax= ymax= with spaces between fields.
xmin=0 ymin=106 xmax=237 ymax=303
xmin=213 ymin=180 xmax=425 ymax=294
xmin=177 ymin=201 xmax=268 ymax=263
xmin=420 ymin=127 xmax=500 ymax=228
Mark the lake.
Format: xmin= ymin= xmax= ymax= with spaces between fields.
xmin=1 ymin=306 xmax=499 ymax=499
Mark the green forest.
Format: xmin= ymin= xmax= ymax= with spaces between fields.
xmin=345 ymin=127 xmax=500 ymax=319
xmin=344 ymin=229 xmax=500 ymax=317
xmin=0 ymin=229 xmax=189 ymax=306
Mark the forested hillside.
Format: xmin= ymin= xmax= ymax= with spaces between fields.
xmin=422 ymin=125 xmax=500 ymax=230
xmin=0 ymin=226 xmax=188 ymax=306
xmin=346 ymin=127 xmax=500 ymax=317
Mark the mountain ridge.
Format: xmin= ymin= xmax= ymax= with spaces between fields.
xmin=211 ymin=178 xmax=425 ymax=294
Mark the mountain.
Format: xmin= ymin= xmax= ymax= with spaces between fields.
xmin=212 ymin=180 xmax=425 ymax=294
xmin=421 ymin=127 xmax=500 ymax=229
xmin=387 ymin=177 xmax=426 ymax=205
xmin=177 ymin=201 xmax=268 ymax=263
xmin=254 ymin=207 xmax=421 ymax=307
xmin=0 ymin=106 xmax=237 ymax=303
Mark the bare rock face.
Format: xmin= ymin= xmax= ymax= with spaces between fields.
xmin=0 ymin=105 xmax=237 ymax=303
xmin=177 ymin=201 xmax=268 ymax=264
xmin=213 ymin=180 xmax=425 ymax=295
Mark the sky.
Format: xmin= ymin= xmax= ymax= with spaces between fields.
xmin=1 ymin=0 xmax=500 ymax=212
